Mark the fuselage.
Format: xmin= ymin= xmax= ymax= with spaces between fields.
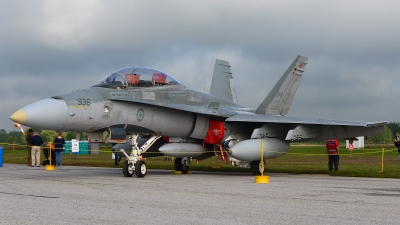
xmin=10 ymin=84 xmax=252 ymax=139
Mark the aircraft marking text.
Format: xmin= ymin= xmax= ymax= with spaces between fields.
xmin=169 ymin=91 xmax=186 ymax=97
xmin=188 ymin=93 xmax=202 ymax=103
xmin=143 ymin=92 xmax=155 ymax=100
xmin=109 ymin=92 xmax=131 ymax=98
xmin=212 ymin=129 xmax=221 ymax=136
xmin=77 ymin=98 xmax=91 ymax=106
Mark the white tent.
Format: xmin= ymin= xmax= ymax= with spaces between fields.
xmin=346 ymin=136 xmax=364 ymax=149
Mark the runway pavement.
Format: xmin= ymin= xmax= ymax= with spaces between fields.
xmin=0 ymin=164 xmax=400 ymax=225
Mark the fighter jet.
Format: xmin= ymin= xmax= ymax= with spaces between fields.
xmin=10 ymin=56 xmax=387 ymax=178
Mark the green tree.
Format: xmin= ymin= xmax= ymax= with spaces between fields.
xmin=65 ymin=131 xmax=77 ymax=140
xmin=387 ymin=122 xmax=400 ymax=138
xmin=7 ymin=131 xmax=24 ymax=145
xmin=366 ymin=125 xmax=392 ymax=144
xmin=64 ymin=131 xmax=87 ymax=141
xmin=41 ymin=130 xmax=57 ymax=144
xmin=0 ymin=129 xmax=7 ymax=143
xmin=6 ymin=136 xmax=13 ymax=144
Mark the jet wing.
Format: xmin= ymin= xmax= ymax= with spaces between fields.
xmin=226 ymin=113 xmax=388 ymax=141
xmin=226 ymin=113 xmax=386 ymax=127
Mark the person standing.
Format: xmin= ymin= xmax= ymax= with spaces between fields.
xmin=42 ymin=142 xmax=55 ymax=166
xmin=111 ymin=144 xmax=122 ymax=165
xmin=326 ymin=139 xmax=340 ymax=171
xmin=54 ymin=132 xmax=65 ymax=166
xmin=25 ymin=129 xmax=33 ymax=166
xmin=114 ymin=152 xmax=122 ymax=165
xmin=30 ymin=132 xmax=43 ymax=167
xmin=394 ymin=136 xmax=400 ymax=155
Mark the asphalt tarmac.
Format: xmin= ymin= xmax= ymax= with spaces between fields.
xmin=0 ymin=164 xmax=399 ymax=225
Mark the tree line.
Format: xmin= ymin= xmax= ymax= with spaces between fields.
xmin=1 ymin=123 xmax=399 ymax=146
xmin=0 ymin=128 xmax=87 ymax=146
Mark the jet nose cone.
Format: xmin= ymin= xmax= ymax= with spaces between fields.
xmin=10 ymin=98 xmax=68 ymax=130
xmin=10 ymin=109 xmax=27 ymax=124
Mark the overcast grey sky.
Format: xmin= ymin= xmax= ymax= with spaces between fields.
xmin=1 ymin=0 xmax=398 ymax=132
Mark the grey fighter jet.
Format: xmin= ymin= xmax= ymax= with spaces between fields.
xmin=10 ymin=56 xmax=387 ymax=178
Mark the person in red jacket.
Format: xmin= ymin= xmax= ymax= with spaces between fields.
xmin=326 ymin=139 xmax=339 ymax=171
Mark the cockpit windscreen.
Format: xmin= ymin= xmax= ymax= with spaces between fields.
xmin=92 ymin=67 xmax=181 ymax=89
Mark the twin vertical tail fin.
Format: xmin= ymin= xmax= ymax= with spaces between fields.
xmin=209 ymin=56 xmax=307 ymax=115
xmin=210 ymin=59 xmax=238 ymax=104
xmin=255 ymin=55 xmax=308 ymax=116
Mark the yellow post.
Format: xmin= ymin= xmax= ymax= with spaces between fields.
xmin=45 ymin=142 xmax=55 ymax=171
xmin=378 ymin=148 xmax=384 ymax=173
xmin=213 ymin=145 xmax=221 ymax=168
xmin=255 ymin=140 xmax=269 ymax=184
xmin=260 ymin=140 xmax=264 ymax=173
xmin=213 ymin=157 xmax=220 ymax=168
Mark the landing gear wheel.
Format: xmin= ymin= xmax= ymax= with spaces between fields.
xmin=135 ymin=160 xmax=147 ymax=178
xmin=174 ymin=157 xmax=183 ymax=171
xmin=251 ymin=160 xmax=263 ymax=176
xmin=182 ymin=164 xmax=189 ymax=174
xmin=122 ymin=160 xmax=134 ymax=177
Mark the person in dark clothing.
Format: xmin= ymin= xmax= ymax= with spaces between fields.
xmin=25 ymin=129 xmax=33 ymax=166
xmin=111 ymin=144 xmax=123 ymax=165
xmin=114 ymin=153 xmax=122 ymax=165
xmin=53 ymin=132 xmax=66 ymax=166
xmin=326 ymin=139 xmax=340 ymax=171
xmin=42 ymin=142 xmax=55 ymax=166
xmin=30 ymin=132 xmax=43 ymax=167
xmin=394 ymin=136 xmax=400 ymax=155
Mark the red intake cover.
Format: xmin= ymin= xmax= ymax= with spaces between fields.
xmin=204 ymin=119 xmax=225 ymax=144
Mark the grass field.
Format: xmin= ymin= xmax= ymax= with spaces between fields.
xmin=1 ymin=144 xmax=399 ymax=178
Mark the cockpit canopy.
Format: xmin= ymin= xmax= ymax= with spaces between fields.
xmin=92 ymin=67 xmax=181 ymax=89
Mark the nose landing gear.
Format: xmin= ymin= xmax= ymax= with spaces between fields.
xmin=121 ymin=134 xmax=161 ymax=178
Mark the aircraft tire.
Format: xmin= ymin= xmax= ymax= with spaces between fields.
xmin=251 ymin=161 xmax=262 ymax=176
xmin=123 ymin=160 xmax=134 ymax=177
xmin=174 ymin=158 xmax=183 ymax=171
xmin=182 ymin=165 xmax=189 ymax=174
xmin=135 ymin=160 xmax=147 ymax=178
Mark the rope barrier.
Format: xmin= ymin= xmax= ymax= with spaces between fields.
xmin=1 ymin=144 xmax=400 ymax=178
xmin=0 ymin=142 xmax=399 ymax=155
xmin=1 ymin=142 xmax=398 ymax=171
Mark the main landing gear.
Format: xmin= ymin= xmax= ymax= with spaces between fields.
xmin=174 ymin=157 xmax=190 ymax=174
xmin=250 ymin=160 xmax=264 ymax=176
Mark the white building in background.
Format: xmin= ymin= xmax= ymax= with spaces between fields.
xmin=346 ymin=136 xmax=364 ymax=149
